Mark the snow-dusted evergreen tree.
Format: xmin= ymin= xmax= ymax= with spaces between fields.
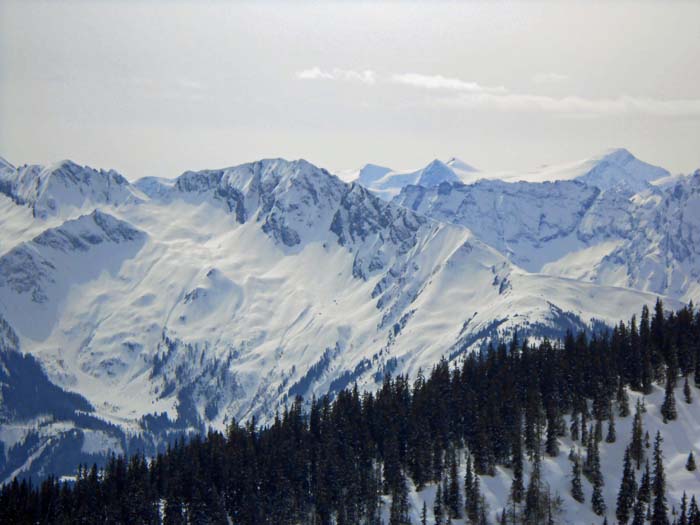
xmin=651 ymin=432 xmax=670 ymax=525
xmin=684 ymin=376 xmax=693 ymax=404
xmin=510 ymin=429 xmax=525 ymax=505
xmin=434 ymin=484 xmax=445 ymax=525
xmin=617 ymin=446 xmax=638 ymax=524
xmin=618 ymin=380 xmax=631 ymax=417
xmin=570 ymin=451 xmax=585 ymax=503
xmin=591 ymin=475 xmax=606 ymax=516
xmin=606 ymin=411 xmax=617 ymax=443
xmin=389 ymin=471 xmax=411 ymax=525
xmin=447 ymin=448 xmax=462 ymax=519
xmin=661 ymin=372 xmax=678 ymax=423
xmin=630 ymin=402 xmax=646 ymax=469
xmin=631 ymin=497 xmax=646 ymax=525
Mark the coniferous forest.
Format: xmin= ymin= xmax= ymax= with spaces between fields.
xmin=3 ymin=300 xmax=700 ymax=524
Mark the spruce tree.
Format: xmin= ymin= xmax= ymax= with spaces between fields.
xmin=468 ymin=472 xmax=482 ymax=523
xmin=581 ymin=412 xmax=589 ymax=446
xmin=618 ymin=381 xmax=631 ymax=417
xmin=570 ymin=411 xmax=580 ymax=442
xmin=524 ymin=453 xmax=544 ymax=524
xmin=630 ymin=403 xmax=645 ymax=469
xmin=595 ymin=418 xmax=604 ymax=443
xmin=616 ymin=446 xmax=638 ymax=524
xmin=651 ymin=432 xmax=669 ymax=525
xmin=434 ymin=484 xmax=445 ymax=525
xmin=686 ymin=452 xmax=696 ymax=472
xmin=465 ymin=454 xmax=474 ymax=519
xmin=389 ymin=473 xmax=411 ymax=525
xmin=447 ymin=449 xmax=461 ymax=519
xmin=689 ymin=496 xmax=699 ymax=524
xmin=606 ymin=411 xmax=617 ymax=443
xmin=591 ymin=478 xmax=606 ymax=516
xmin=421 ymin=501 xmax=428 ymax=525
xmin=511 ymin=432 xmax=525 ymax=504
xmin=545 ymin=409 xmax=559 ymax=458
xmin=631 ymin=498 xmax=646 ymax=525
xmin=571 ymin=452 xmax=585 ymax=503
xmin=680 ymin=492 xmax=688 ymax=525
xmin=638 ymin=460 xmax=652 ymax=504
xmin=684 ymin=376 xmax=693 ymax=404
xmin=661 ymin=371 xmax=678 ymax=423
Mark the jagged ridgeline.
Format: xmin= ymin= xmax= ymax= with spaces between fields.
xmin=2 ymin=301 xmax=700 ymax=524
xmin=3 ymin=154 xmax=686 ymax=486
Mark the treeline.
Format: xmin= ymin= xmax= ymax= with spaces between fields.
xmin=2 ymin=300 xmax=700 ymax=524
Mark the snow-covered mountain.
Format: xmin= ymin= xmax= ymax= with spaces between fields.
xmin=354 ymin=159 xmax=478 ymax=200
xmin=484 ymin=148 xmax=670 ymax=193
xmin=0 ymin=160 xmax=142 ymax=220
xmin=393 ymin=150 xmax=700 ymax=301
xmin=354 ymin=148 xmax=670 ymax=202
xmin=0 ymin=153 xmax=678 ymax=482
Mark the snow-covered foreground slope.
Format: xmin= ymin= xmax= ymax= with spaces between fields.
xmin=0 ymin=156 xmax=676 ymax=482
xmin=382 ymin=383 xmax=700 ymax=525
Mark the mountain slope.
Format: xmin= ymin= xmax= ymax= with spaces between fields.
xmin=394 ymin=166 xmax=700 ymax=301
xmin=0 ymin=160 xmax=142 ymax=220
xmin=491 ymin=148 xmax=670 ymax=192
xmin=359 ymin=159 xmax=469 ymax=200
xmin=0 ymin=155 xmax=677 ymax=483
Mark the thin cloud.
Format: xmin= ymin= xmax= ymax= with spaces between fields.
xmin=435 ymin=92 xmax=700 ymax=117
xmin=296 ymin=67 xmax=376 ymax=85
xmin=391 ymin=73 xmax=506 ymax=94
xmin=532 ymin=72 xmax=569 ymax=84
xmin=294 ymin=67 xmax=700 ymax=118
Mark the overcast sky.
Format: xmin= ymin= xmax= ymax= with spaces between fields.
xmin=1 ymin=0 xmax=699 ymax=179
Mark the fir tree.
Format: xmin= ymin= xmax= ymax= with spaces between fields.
xmin=661 ymin=371 xmax=678 ymax=423
xmin=570 ymin=411 xmax=580 ymax=442
xmin=434 ymin=484 xmax=445 ymax=525
xmin=510 ymin=432 xmax=525 ymax=504
xmin=606 ymin=411 xmax=617 ymax=443
xmin=595 ymin=418 xmax=604 ymax=443
xmin=684 ymin=376 xmax=693 ymax=404
xmin=638 ymin=460 xmax=652 ymax=504
xmin=686 ymin=452 xmax=697 ymax=472
xmin=632 ymin=498 xmax=646 ymax=525
xmin=468 ymin=471 xmax=483 ymax=523
xmin=680 ymin=492 xmax=688 ymax=525
xmin=618 ymin=381 xmax=631 ymax=417
xmin=689 ymin=496 xmax=699 ymax=524
xmin=592 ymin=475 xmax=606 ymax=516
xmin=447 ymin=449 xmax=462 ymax=519
xmin=617 ymin=446 xmax=638 ymax=525
xmin=389 ymin=472 xmax=411 ymax=525
xmin=581 ymin=412 xmax=589 ymax=446
xmin=524 ymin=453 xmax=544 ymax=524
xmin=630 ymin=403 xmax=645 ymax=469
xmin=651 ymin=432 xmax=669 ymax=525
xmin=465 ymin=454 xmax=475 ymax=518
xmin=571 ymin=452 xmax=584 ymax=503
xmin=421 ymin=501 xmax=428 ymax=525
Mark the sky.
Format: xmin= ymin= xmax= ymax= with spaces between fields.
xmin=1 ymin=0 xmax=699 ymax=180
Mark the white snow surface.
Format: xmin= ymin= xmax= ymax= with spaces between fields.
xmin=393 ymin=154 xmax=700 ymax=302
xmin=0 ymin=156 xmax=675 ymax=441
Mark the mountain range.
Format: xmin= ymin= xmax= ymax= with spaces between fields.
xmin=0 ymin=149 xmax=697 ymax=483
